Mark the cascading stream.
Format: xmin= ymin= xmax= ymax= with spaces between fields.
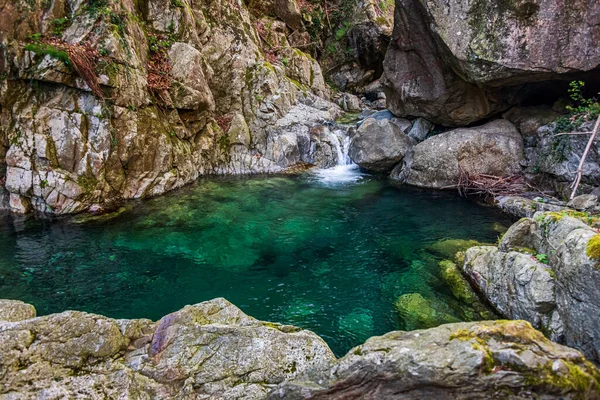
xmin=313 ymin=127 xmax=364 ymax=185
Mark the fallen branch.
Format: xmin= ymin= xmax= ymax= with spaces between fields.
xmin=570 ymin=114 xmax=600 ymax=200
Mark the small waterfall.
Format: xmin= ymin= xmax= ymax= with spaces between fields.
xmin=313 ymin=127 xmax=364 ymax=185
xmin=331 ymin=129 xmax=352 ymax=166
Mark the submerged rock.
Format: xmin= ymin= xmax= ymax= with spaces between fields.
xmin=270 ymin=320 xmax=600 ymax=399
xmin=395 ymin=293 xmax=459 ymax=330
xmin=349 ymin=118 xmax=412 ymax=172
xmin=426 ymin=238 xmax=487 ymax=261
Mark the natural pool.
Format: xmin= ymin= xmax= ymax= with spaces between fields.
xmin=0 ymin=167 xmax=514 ymax=356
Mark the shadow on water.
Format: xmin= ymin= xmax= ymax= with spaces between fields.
xmin=0 ymin=171 xmax=514 ymax=356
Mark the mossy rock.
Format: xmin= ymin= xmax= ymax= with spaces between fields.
xmin=427 ymin=239 xmax=488 ymax=262
xmin=587 ymin=234 xmax=600 ymax=268
xmin=439 ymin=260 xmax=478 ymax=305
xmin=395 ymin=293 xmax=460 ymax=330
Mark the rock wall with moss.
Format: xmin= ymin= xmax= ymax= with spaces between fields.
xmin=0 ymin=0 xmax=347 ymax=214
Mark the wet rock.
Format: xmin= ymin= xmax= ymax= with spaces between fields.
xmin=349 ymin=118 xmax=412 ymax=172
xmin=269 ymin=320 xmax=600 ymax=399
xmin=0 ymin=300 xmax=36 ymax=322
xmin=393 ymin=120 xmax=523 ymax=189
xmin=0 ymin=298 xmax=335 ymax=399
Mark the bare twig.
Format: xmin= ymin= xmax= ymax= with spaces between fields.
xmin=570 ymin=114 xmax=600 ymax=200
xmin=553 ymin=131 xmax=593 ymax=137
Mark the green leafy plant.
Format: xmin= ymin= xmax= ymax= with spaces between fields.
xmin=536 ymin=253 xmax=549 ymax=265
xmin=52 ymin=17 xmax=70 ymax=37
xmin=554 ymin=81 xmax=600 ymax=133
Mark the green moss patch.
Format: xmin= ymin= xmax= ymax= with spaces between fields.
xmin=24 ymin=44 xmax=70 ymax=64
xmin=587 ymin=235 xmax=600 ymax=261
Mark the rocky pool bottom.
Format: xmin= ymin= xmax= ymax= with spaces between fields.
xmin=0 ymin=171 xmax=515 ymax=356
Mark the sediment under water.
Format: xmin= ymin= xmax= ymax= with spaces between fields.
xmin=0 ymin=167 xmax=513 ymax=356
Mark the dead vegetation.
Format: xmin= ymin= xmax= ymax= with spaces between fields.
xmin=31 ymin=38 xmax=104 ymax=98
xmin=457 ymin=167 xmax=529 ymax=199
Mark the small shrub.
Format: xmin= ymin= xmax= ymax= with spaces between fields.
xmin=536 ymin=253 xmax=549 ymax=265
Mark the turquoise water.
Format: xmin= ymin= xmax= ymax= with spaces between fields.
xmin=0 ymin=170 xmax=513 ymax=355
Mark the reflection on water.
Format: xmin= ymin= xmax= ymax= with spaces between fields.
xmin=0 ymin=173 xmax=513 ymax=356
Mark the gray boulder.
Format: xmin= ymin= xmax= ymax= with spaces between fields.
xmin=382 ymin=0 xmax=600 ymax=126
xmin=0 ymin=298 xmax=335 ymax=399
xmin=349 ymin=118 xmax=412 ymax=172
xmin=269 ymin=320 xmax=600 ymax=399
xmin=496 ymin=196 xmax=568 ymax=218
xmin=392 ymin=120 xmax=524 ymax=188
xmin=463 ymin=247 xmax=561 ymax=339
xmin=462 ymin=212 xmax=600 ymax=362
xmin=407 ymin=117 xmax=434 ymax=142
xmin=568 ymin=194 xmax=600 ymax=212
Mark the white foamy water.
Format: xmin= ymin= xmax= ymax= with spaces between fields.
xmin=313 ymin=164 xmax=365 ymax=185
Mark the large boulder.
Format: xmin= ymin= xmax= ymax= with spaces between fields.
xmin=349 ymin=118 xmax=412 ymax=172
xmin=382 ymin=0 xmax=600 ymax=126
xmin=392 ymin=119 xmax=524 ymax=188
xmin=463 ymin=246 xmax=561 ymax=338
xmin=462 ymin=212 xmax=600 ymax=362
xmin=269 ymin=320 xmax=600 ymax=399
xmin=0 ymin=298 xmax=335 ymax=399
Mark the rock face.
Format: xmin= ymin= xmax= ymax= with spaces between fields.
xmin=0 ymin=298 xmax=335 ymax=399
xmin=349 ymin=118 xmax=412 ymax=172
xmin=270 ymin=320 xmax=600 ymax=399
xmin=382 ymin=0 xmax=600 ymax=126
xmin=1 ymin=300 xmax=599 ymax=399
xmin=463 ymin=212 xmax=600 ymax=362
xmin=0 ymin=0 xmax=345 ymax=215
xmin=392 ymin=119 xmax=524 ymax=188
xmin=524 ymin=118 xmax=600 ymax=196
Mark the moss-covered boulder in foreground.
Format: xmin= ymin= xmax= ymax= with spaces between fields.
xmin=271 ymin=320 xmax=600 ymax=399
